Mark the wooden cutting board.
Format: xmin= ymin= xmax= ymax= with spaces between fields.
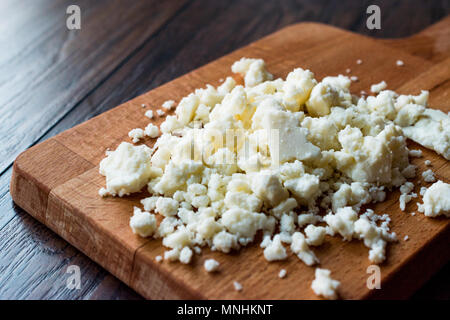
xmin=10 ymin=17 xmax=450 ymax=300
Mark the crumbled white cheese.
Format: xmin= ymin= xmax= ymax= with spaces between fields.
xmin=404 ymin=235 xmax=409 ymax=241
xmin=422 ymin=169 xmax=436 ymax=183
xmin=97 ymin=57 xmax=450 ymax=293
xmin=233 ymin=281 xmax=243 ymax=291
xmin=128 ymin=128 xmax=145 ymax=143
xmin=325 ymin=207 xmax=397 ymax=263
xmin=162 ymin=100 xmax=175 ymax=110
xmin=263 ymin=234 xmax=288 ymax=261
xmin=311 ymin=268 xmax=340 ymax=300
xmin=156 ymin=197 xmax=179 ymax=217
xmin=399 ymin=182 xmax=417 ymax=211
xmin=396 ymin=60 xmax=404 ymax=66
xmin=420 ymin=186 xmax=427 ymax=196
xmin=179 ymin=246 xmax=193 ymax=264
xmin=231 ymin=57 xmax=273 ymax=87
xmin=98 ymin=187 xmax=108 ymax=197
xmin=402 ymin=108 xmax=450 ymax=160
xmin=291 ymin=232 xmax=318 ymax=266
xmin=155 ymin=255 xmax=163 ymax=262
xmin=164 ymin=248 xmax=180 ymax=261
xmin=425 ymin=160 xmax=431 ymax=166
xmin=204 ymin=259 xmax=220 ymax=272
xmin=408 ymin=149 xmax=422 ymax=157
xmin=193 ymin=246 xmax=202 ymax=254
xmin=399 ymin=192 xmax=417 ymax=211
xmin=278 ymin=269 xmax=287 ymax=278
xmin=298 ymin=213 xmax=322 ymax=227
xmin=350 ymin=76 xmax=358 ymax=82
xmin=356 ymin=59 xmax=362 ymax=64
xmin=99 ymin=142 xmax=158 ymax=196
xmin=304 ymin=225 xmax=327 ymax=246
xmin=418 ymin=181 xmax=450 ymax=217
xmin=324 ymin=207 xmax=358 ymax=241
xmin=130 ymin=207 xmax=157 ymax=237
xmin=370 ymin=81 xmax=387 ymax=93
xmin=144 ymin=123 xmax=160 ymax=138
xmin=145 ymin=110 xmax=154 ymax=119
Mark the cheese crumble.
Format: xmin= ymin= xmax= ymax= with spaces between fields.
xmin=98 ymin=57 xmax=450 ymax=299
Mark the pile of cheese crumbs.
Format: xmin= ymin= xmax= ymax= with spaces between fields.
xmin=99 ymin=57 xmax=450 ymax=299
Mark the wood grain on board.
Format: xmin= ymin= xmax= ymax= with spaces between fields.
xmin=10 ymin=16 xmax=450 ymax=299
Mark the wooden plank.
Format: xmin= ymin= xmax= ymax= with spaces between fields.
xmin=11 ymin=22 xmax=450 ymax=300
xmin=0 ymin=0 xmax=188 ymax=174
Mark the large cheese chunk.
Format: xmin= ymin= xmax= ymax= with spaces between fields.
xmin=99 ymin=142 xmax=158 ymax=196
xmin=402 ymin=108 xmax=450 ymax=160
xmin=418 ymin=181 xmax=450 ymax=217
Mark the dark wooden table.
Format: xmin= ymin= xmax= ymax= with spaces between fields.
xmin=1 ymin=0 xmax=449 ymax=300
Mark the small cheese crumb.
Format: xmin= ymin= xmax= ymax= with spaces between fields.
xmin=360 ymin=90 xmax=367 ymax=96
xmin=403 ymin=235 xmax=409 ymax=241
xmin=155 ymin=255 xmax=163 ymax=262
xmin=233 ymin=281 xmax=243 ymax=291
xmin=422 ymin=169 xmax=436 ymax=183
xmin=130 ymin=207 xmax=157 ymax=237
xmin=408 ymin=149 xmax=422 ymax=157
xmin=98 ymin=187 xmax=108 ymax=197
xmin=356 ymin=59 xmax=362 ymax=64
xmin=263 ymin=234 xmax=288 ymax=261
xmin=350 ymin=76 xmax=358 ymax=82
xmin=164 ymin=248 xmax=180 ymax=261
xmin=128 ymin=128 xmax=145 ymax=143
xmin=141 ymin=104 xmax=146 ymax=108
xmin=304 ymin=225 xmax=327 ymax=246
xmin=424 ymin=160 xmax=431 ymax=166
xmin=410 ymin=212 xmax=416 ymax=216
xmin=156 ymin=109 xmax=165 ymax=116
xmin=162 ymin=100 xmax=175 ymax=110
xmin=345 ymin=68 xmax=351 ymax=74
xmin=400 ymin=193 xmax=416 ymax=211
xmin=145 ymin=110 xmax=154 ymax=119
xmin=278 ymin=269 xmax=287 ymax=278
xmin=194 ymin=246 xmax=202 ymax=254
xmin=204 ymin=259 xmax=220 ymax=272
xmin=179 ymin=247 xmax=193 ymax=264
xmin=144 ymin=123 xmax=160 ymax=138
xmin=396 ymin=60 xmax=404 ymax=66
xmin=311 ymin=268 xmax=340 ymax=300
xmin=370 ymin=81 xmax=387 ymax=93
xmin=420 ymin=186 xmax=427 ymax=196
